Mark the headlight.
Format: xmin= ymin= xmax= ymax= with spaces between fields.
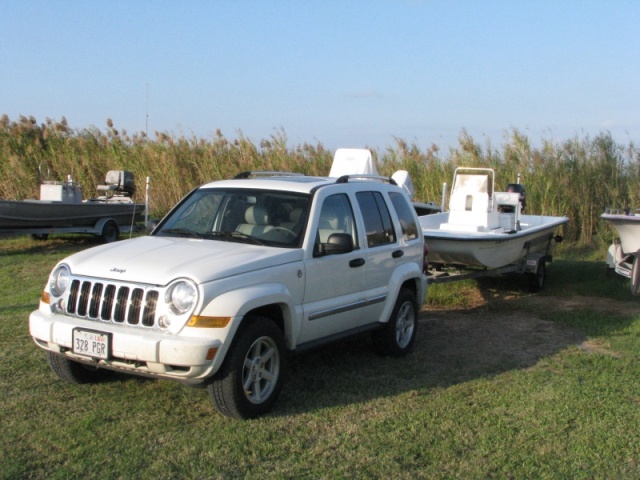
xmin=49 ymin=265 xmax=71 ymax=297
xmin=165 ymin=279 xmax=198 ymax=315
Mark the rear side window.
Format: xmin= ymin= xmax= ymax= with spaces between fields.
xmin=389 ymin=192 xmax=419 ymax=241
xmin=356 ymin=191 xmax=396 ymax=247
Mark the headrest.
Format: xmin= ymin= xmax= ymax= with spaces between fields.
xmin=290 ymin=208 xmax=304 ymax=222
xmin=245 ymin=206 xmax=270 ymax=225
xmin=319 ymin=210 xmax=339 ymax=229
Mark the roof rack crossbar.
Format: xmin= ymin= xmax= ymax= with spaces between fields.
xmin=233 ymin=171 xmax=305 ymax=179
xmin=335 ymin=174 xmax=398 ymax=186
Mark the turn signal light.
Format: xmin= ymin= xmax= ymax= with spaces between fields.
xmin=186 ymin=316 xmax=231 ymax=328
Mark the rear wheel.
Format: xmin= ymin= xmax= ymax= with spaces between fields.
xmin=372 ymin=288 xmax=418 ymax=357
xmin=46 ymin=352 xmax=112 ymax=384
xmin=208 ymin=317 xmax=286 ymax=419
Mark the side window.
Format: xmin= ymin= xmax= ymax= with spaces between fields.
xmin=356 ymin=191 xmax=397 ymax=247
xmin=389 ymin=191 xmax=419 ymax=241
xmin=316 ymin=193 xmax=358 ymax=246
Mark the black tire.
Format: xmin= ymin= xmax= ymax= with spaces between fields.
xmin=46 ymin=351 xmax=112 ymax=384
xmin=100 ymin=221 xmax=119 ymax=243
xmin=527 ymin=261 xmax=546 ymax=292
xmin=372 ymin=288 xmax=418 ymax=357
xmin=208 ymin=317 xmax=286 ymax=419
xmin=630 ymin=252 xmax=640 ymax=296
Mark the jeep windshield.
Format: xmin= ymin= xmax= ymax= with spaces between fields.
xmin=155 ymin=188 xmax=310 ymax=248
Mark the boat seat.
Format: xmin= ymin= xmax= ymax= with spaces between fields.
xmin=236 ymin=206 xmax=273 ymax=237
xmin=441 ymin=190 xmax=495 ymax=232
xmin=96 ymin=171 xmax=136 ymax=196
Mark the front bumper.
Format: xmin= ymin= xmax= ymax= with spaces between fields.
xmin=29 ymin=309 xmax=222 ymax=385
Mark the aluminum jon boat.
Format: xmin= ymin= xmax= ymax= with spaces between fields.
xmin=602 ymin=208 xmax=640 ymax=295
xmin=418 ymin=168 xmax=568 ymax=290
xmin=0 ymin=170 xmax=146 ymax=242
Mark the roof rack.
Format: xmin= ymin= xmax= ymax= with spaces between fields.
xmin=335 ymin=174 xmax=398 ymax=186
xmin=233 ymin=171 xmax=305 ymax=179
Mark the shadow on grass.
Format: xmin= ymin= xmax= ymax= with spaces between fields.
xmin=276 ymin=260 xmax=639 ymax=417
xmin=276 ymin=300 xmax=587 ymax=417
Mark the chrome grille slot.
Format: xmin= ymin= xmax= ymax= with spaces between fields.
xmin=114 ymin=287 xmax=129 ymax=322
xmin=101 ymin=285 xmax=116 ymax=320
xmin=142 ymin=291 xmax=159 ymax=327
xmin=89 ymin=283 xmax=103 ymax=318
xmin=77 ymin=281 xmax=91 ymax=316
xmin=65 ymin=279 xmax=159 ymax=328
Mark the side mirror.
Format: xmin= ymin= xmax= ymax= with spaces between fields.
xmin=147 ymin=219 xmax=160 ymax=233
xmin=314 ymin=233 xmax=353 ymax=257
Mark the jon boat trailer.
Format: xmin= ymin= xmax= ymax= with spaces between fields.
xmin=1 ymin=173 xmax=150 ymax=243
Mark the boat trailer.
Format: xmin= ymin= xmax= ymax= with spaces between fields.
xmin=427 ymin=234 xmax=561 ymax=293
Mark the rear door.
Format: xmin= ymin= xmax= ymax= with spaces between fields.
xmin=299 ymin=192 xmax=367 ymax=343
xmin=354 ymin=189 xmax=400 ymax=320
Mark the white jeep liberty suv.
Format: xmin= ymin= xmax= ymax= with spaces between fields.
xmin=29 ymin=150 xmax=428 ymax=418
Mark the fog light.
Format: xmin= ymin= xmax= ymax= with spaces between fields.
xmin=158 ymin=315 xmax=171 ymax=329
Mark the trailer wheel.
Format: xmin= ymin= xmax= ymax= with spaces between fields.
xmin=527 ymin=261 xmax=545 ymax=292
xmin=630 ymin=252 xmax=640 ymax=296
xmin=101 ymin=221 xmax=119 ymax=243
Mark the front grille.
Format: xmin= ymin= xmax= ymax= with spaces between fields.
xmin=67 ymin=279 xmax=159 ymax=328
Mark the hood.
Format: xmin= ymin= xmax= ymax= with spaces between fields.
xmin=62 ymin=236 xmax=303 ymax=286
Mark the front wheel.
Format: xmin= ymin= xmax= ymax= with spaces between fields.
xmin=46 ymin=352 xmax=112 ymax=384
xmin=208 ymin=318 xmax=286 ymax=419
xmin=372 ymin=288 xmax=418 ymax=357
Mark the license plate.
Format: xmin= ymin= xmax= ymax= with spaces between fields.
xmin=72 ymin=329 xmax=110 ymax=359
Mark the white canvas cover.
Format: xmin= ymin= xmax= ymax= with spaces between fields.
xmin=329 ymin=148 xmax=378 ymax=177
xmin=391 ymin=170 xmax=414 ymax=200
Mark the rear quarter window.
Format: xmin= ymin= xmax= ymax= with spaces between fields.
xmin=356 ymin=191 xmax=396 ymax=247
xmin=389 ymin=191 xmax=419 ymax=241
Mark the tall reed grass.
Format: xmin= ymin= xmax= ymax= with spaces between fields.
xmin=1 ymin=115 xmax=638 ymax=246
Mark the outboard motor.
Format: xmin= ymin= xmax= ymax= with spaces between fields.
xmin=506 ymin=183 xmax=526 ymax=212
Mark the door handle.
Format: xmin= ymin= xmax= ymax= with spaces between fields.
xmin=392 ymin=250 xmax=404 ymax=258
xmin=349 ymin=258 xmax=365 ymax=268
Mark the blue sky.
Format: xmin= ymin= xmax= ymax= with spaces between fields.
xmin=2 ymin=0 xmax=639 ymax=151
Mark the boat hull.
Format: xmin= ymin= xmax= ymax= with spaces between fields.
xmin=601 ymin=213 xmax=640 ymax=254
xmin=420 ymin=213 xmax=569 ymax=268
xmin=0 ymin=199 xmax=144 ymax=230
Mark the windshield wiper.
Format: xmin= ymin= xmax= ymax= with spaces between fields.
xmin=159 ymin=228 xmax=201 ymax=238
xmin=204 ymin=230 xmax=264 ymax=245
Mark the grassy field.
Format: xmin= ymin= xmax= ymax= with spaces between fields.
xmin=1 ymin=235 xmax=639 ymax=479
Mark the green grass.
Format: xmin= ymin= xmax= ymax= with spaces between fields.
xmin=1 ymin=235 xmax=639 ymax=478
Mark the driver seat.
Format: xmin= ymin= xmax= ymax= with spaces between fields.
xmin=236 ymin=206 xmax=273 ymax=237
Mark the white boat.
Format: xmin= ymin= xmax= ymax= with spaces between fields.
xmin=602 ymin=209 xmax=640 ymax=254
xmin=602 ymin=208 xmax=640 ymax=295
xmin=419 ymin=168 xmax=568 ymax=290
